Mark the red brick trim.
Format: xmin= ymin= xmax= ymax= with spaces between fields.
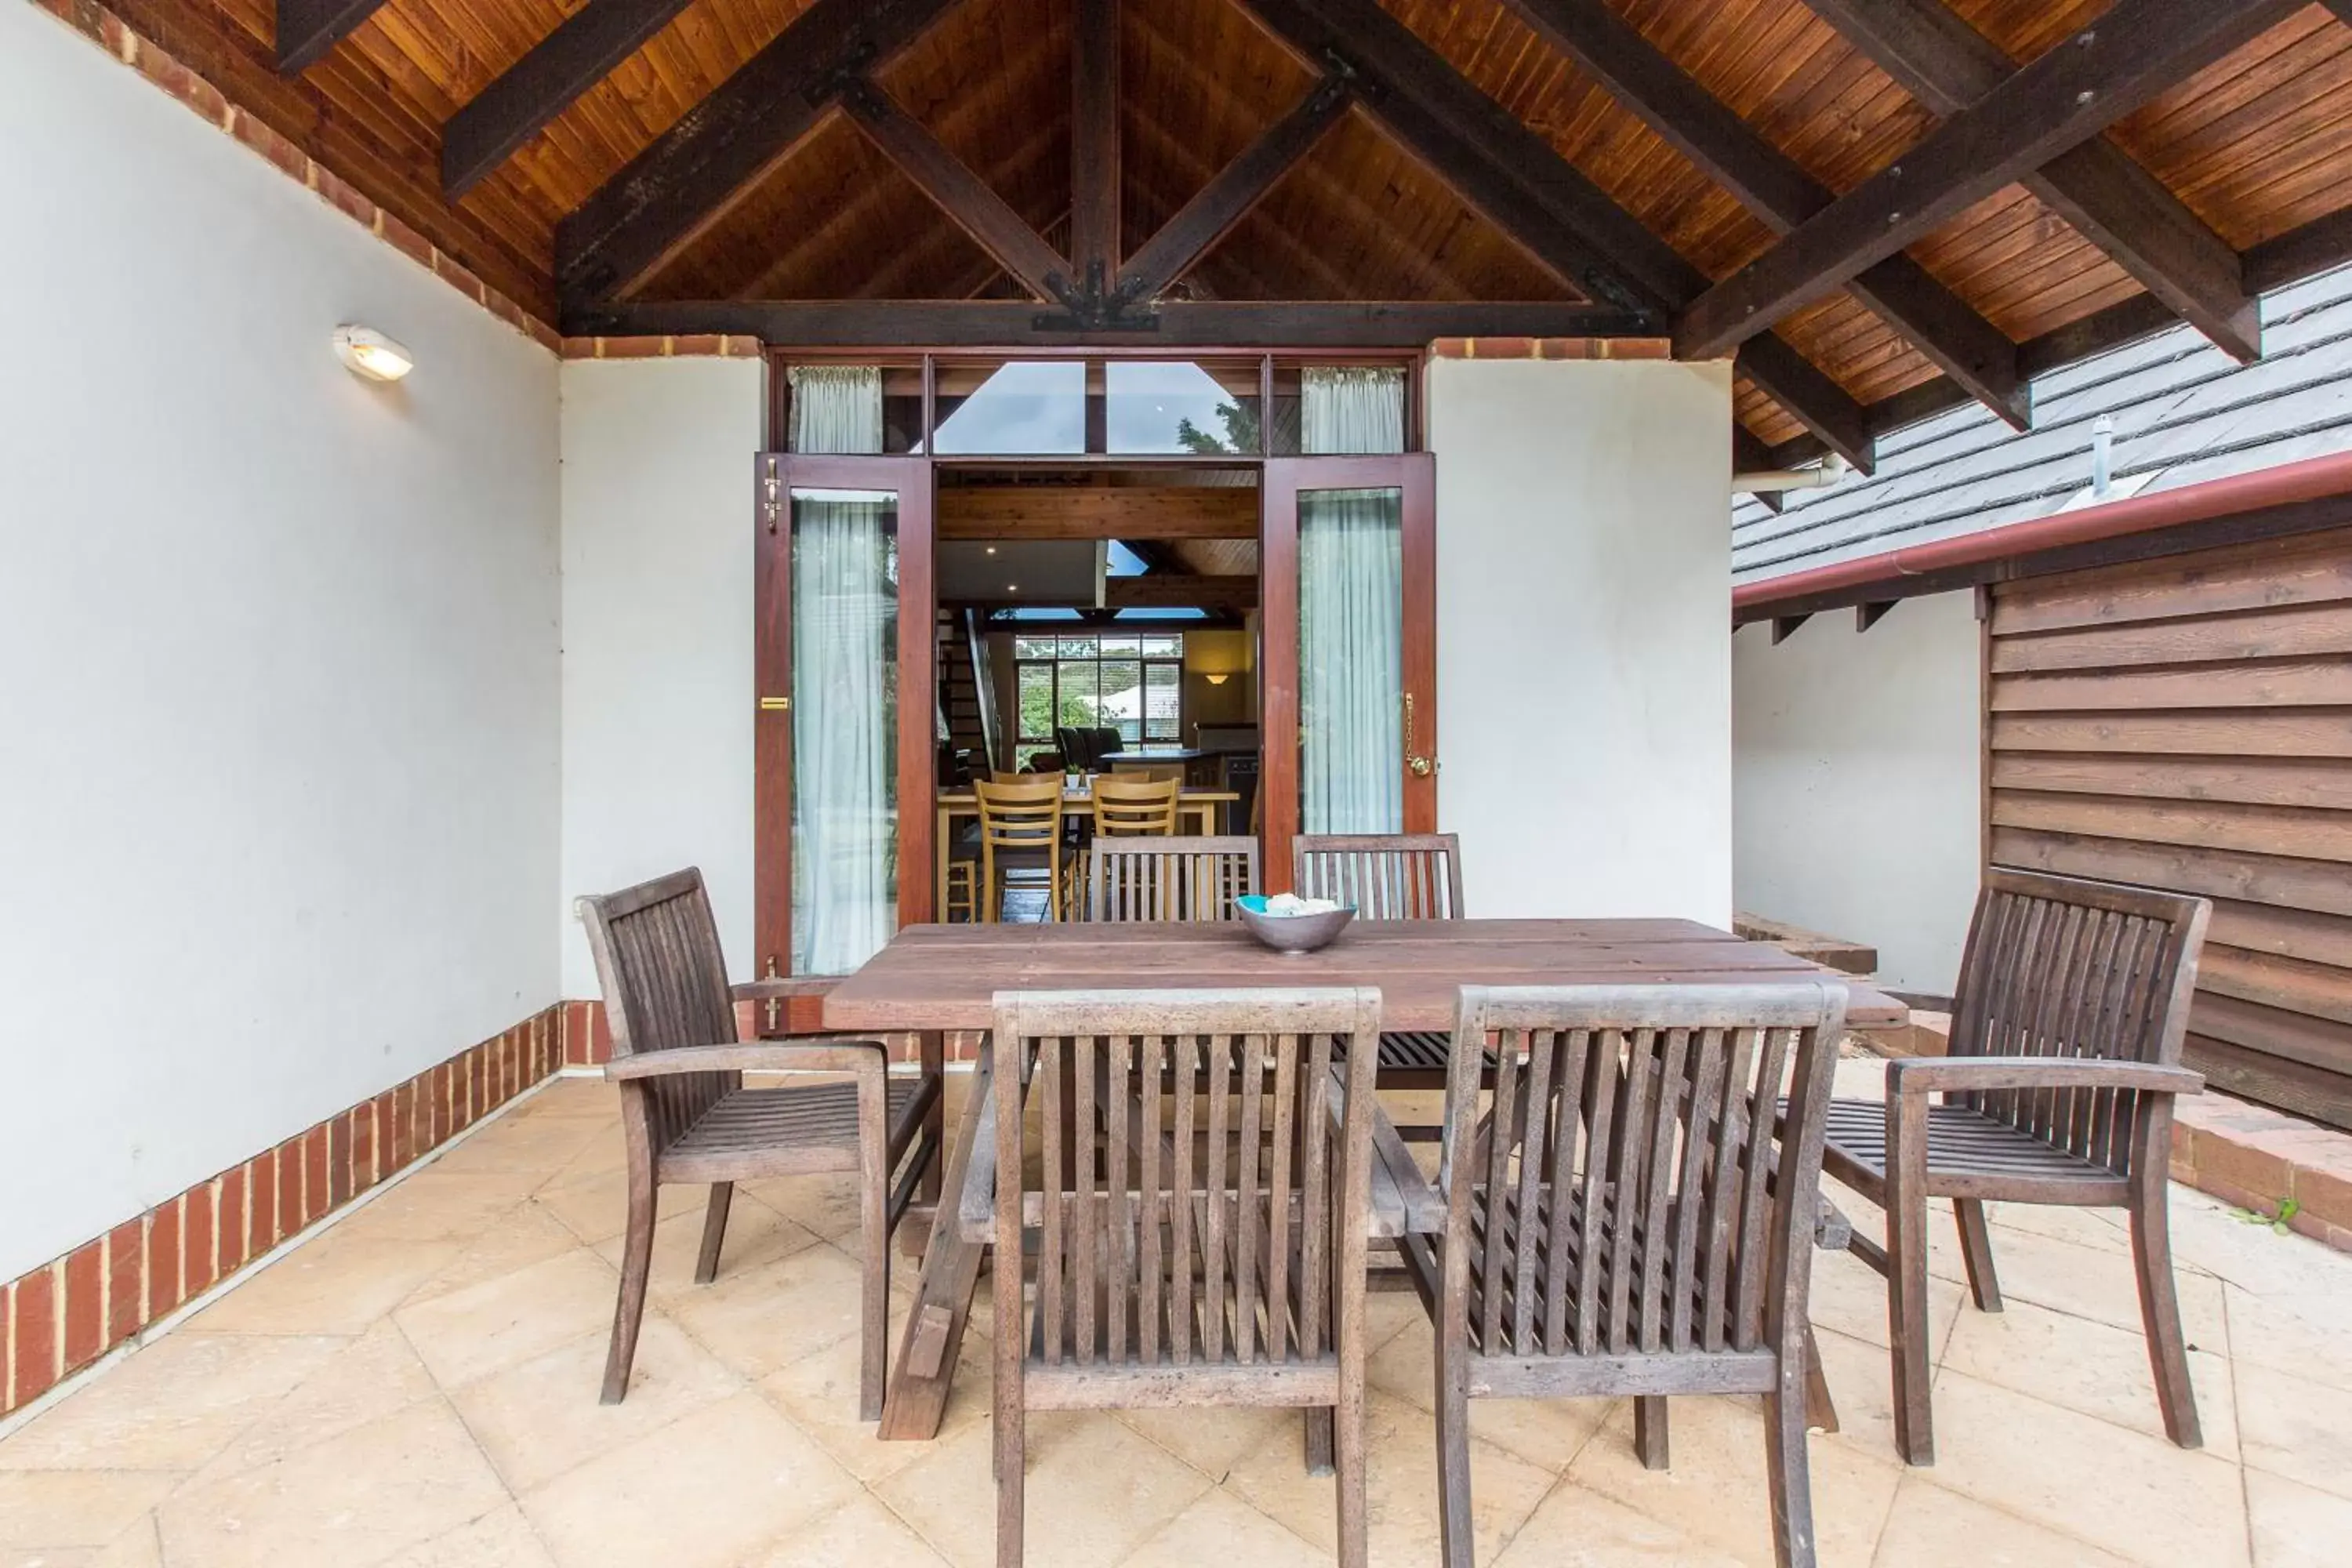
xmin=1426 ymin=338 xmax=1674 ymax=361
xmin=561 ymin=336 xmax=766 ymax=361
xmin=0 ymin=1005 xmax=560 ymax=1419
xmin=26 ymin=0 xmax=561 ymax=353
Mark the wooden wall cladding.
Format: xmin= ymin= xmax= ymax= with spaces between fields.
xmin=1986 ymin=527 xmax=2352 ymax=1130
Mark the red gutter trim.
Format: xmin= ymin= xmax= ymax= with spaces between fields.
xmin=1733 ymin=448 xmax=2352 ymax=613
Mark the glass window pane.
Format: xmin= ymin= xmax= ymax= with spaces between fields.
xmin=1057 ymin=634 xmax=1099 ymax=659
xmin=1139 ymin=633 xmax=1184 ymax=659
xmin=1013 ymin=635 xmax=1060 ymax=660
xmin=789 ymin=488 xmax=899 ymax=975
xmin=1056 ymin=660 xmax=1102 ymax=731
xmin=1017 ymin=662 xmax=1055 ymax=742
xmin=1098 ymin=633 xmax=1142 ymax=657
xmin=1105 ymin=361 xmax=1263 ymax=455
xmin=1098 ymin=658 xmax=1142 ymax=746
xmin=931 ymin=361 xmax=1087 ymax=455
xmin=1145 ymin=664 xmax=1180 ymax=741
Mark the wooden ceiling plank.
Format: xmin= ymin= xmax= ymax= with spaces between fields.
xmin=566 ymin=298 xmax=1650 ymax=345
xmin=276 ymin=0 xmax=387 ymax=74
xmin=942 ymin=488 xmax=1258 ymax=539
xmin=1491 ymin=0 xmax=2026 ymax=426
xmin=1677 ymin=0 xmax=2303 ymax=361
xmin=1072 ymin=0 xmax=1122 ymax=292
xmin=1116 ymin=74 xmax=1353 ymax=306
xmin=554 ymin=0 xmax=965 ymax=303
xmin=837 ymin=78 xmax=1076 ymax=305
xmin=441 ymin=0 xmax=701 ymax=198
xmin=1804 ymin=0 xmax=2259 ymax=363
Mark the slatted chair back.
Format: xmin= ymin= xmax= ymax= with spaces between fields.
xmin=1434 ymin=983 xmax=1849 ymax=1362
xmin=578 ymin=867 xmax=742 ymax=1156
xmin=1295 ymin=833 xmax=1464 ymax=920
xmin=992 ymin=987 xmax=1382 ymax=1372
xmin=1951 ymin=868 xmax=2212 ymax=1176
xmin=1087 ymin=837 xmax=1260 ymax=922
xmin=1090 ymin=775 xmax=1181 ymax=836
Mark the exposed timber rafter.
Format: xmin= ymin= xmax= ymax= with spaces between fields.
xmin=564 ymin=298 xmax=1653 ymax=346
xmin=837 ymin=78 xmax=1076 ymax=307
xmin=1235 ymin=0 xmax=1878 ymax=474
xmin=442 ymin=0 xmax=699 ymax=198
xmin=1070 ymin=0 xmax=1122 ymax=304
xmin=1494 ymin=0 xmax=2027 ymax=426
xmin=1803 ymin=0 xmax=2261 ymax=364
xmin=1733 ymin=428 xmax=1787 ymax=514
xmin=1676 ymin=0 xmax=2303 ymax=361
xmin=554 ymin=0 xmax=963 ymax=306
xmin=275 ymin=0 xmax=385 ymax=73
xmin=1115 ymin=74 xmax=1356 ymax=308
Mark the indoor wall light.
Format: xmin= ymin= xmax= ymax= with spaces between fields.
xmin=1205 ymin=673 xmax=1232 ymax=684
xmin=333 ymin=325 xmax=414 ymax=383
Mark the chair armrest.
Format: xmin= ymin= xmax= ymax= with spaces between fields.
xmin=731 ymin=977 xmax=840 ymax=1003
xmin=1886 ymin=1056 xmax=2204 ymax=1098
xmin=604 ymin=1040 xmax=886 ymax=1081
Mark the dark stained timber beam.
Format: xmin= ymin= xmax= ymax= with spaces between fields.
xmin=555 ymin=0 xmax=961 ymax=304
xmin=1676 ymin=0 xmax=2303 ymax=361
xmin=1733 ymin=427 xmax=1787 ymax=514
xmin=2244 ymin=205 xmax=2352 ymax=296
xmin=1804 ymin=0 xmax=2260 ymax=363
xmin=838 ymin=79 xmax=1076 ymax=306
xmin=1238 ymin=0 xmax=1878 ymax=472
xmin=1071 ymin=0 xmax=1121 ymax=292
xmin=1494 ymin=0 xmax=2026 ymax=426
xmin=1116 ymin=76 xmax=1353 ymax=306
xmin=563 ymin=299 xmax=1653 ymax=346
xmin=443 ymin=0 xmax=699 ymax=198
xmin=276 ymin=0 xmax=384 ymax=72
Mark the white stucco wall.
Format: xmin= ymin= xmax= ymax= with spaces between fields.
xmin=558 ymin=358 xmax=765 ymax=995
xmin=1733 ymin=589 xmax=1983 ymax=993
xmin=0 ymin=5 xmax=561 ymax=1281
xmin=1428 ymin=357 xmax=1736 ymax=926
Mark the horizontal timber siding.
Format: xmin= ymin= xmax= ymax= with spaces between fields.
xmin=1989 ymin=526 xmax=2352 ymax=1129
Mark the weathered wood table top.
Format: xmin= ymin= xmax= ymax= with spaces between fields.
xmin=824 ymin=917 xmax=1908 ymax=1036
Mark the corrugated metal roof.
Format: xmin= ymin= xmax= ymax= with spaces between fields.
xmin=1732 ymin=266 xmax=2352 ymax=583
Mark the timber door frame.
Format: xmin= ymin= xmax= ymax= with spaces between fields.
xmin=753 ymin=453 xmax=938 ymax=982
xmin=1260 ymin=453 xmax=1439 ymax=892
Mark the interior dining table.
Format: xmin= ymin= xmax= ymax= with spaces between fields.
xmin=931 ymin=783 xmax=1240 ymax=913
xmin=822 ymin=917 xmax=1908 ymax=1440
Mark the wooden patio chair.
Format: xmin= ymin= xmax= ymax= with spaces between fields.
xmin=1392 ymin=981 xmax=1852 ymax=1568
xmin=1821 ymin=867 xmax=2212 ymax=1465
xmin=975 ymin=775 xmax=1070 ymax=922
xmin=578 ymin=868 xmax=942 ymax=1417
xmin=1296 ymin=833 xmax=1466 ymax=1137
xmin=987 ymin=987 xmax=1384 ymax=1568
xmin=1085 ymin=835 xmax=1259 ymax=921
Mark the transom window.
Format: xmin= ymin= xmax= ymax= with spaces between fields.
xmin=1014 ymin=633 xmax=1183 ymax=768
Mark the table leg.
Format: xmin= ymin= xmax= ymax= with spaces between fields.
xmin=880 ymin=1045 xmax=993 ymax=1441
xmin=919 ymin=1030 xmax=945 ymax=1203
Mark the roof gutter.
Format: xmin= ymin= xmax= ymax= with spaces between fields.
xmin=1732 ymin=448 xmax=2352 ymax=625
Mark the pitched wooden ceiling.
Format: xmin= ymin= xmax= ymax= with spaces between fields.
xmin=122 ymin=0 xmax=2352 ymax=465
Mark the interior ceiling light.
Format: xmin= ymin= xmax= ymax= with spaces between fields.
xmin=333 ymin=325 xmax=414 ymax=383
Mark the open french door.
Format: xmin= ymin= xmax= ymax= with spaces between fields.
xmin=753 ymin=453 xmax=936 ymax=990
xmin=1259 ymin=454 xmax=1439 ymax=893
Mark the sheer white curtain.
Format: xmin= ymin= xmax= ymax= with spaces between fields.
xmin=1299 ymin=368 xmax=1406 ymax=836
xmin=786 ymin=366 xmax=897 ymax=974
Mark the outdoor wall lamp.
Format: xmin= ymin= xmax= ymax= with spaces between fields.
xmin=333 ymin=325 xmax=414 ymax=383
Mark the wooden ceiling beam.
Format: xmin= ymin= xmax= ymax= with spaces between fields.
xmin=1494 ymin=0 xmax=2026 ymax=426
xmin=275 ymin=0 xmax=385 ymax=73
xmin=567 ymin=298 xmax=1651 ymax=346
xmin=1071 ymin=0 xmax=1122 ymax=296
xmin=442 ymin=0 xmax=699 ymax=198
xmin=1106 ymin=575 xmax=1260 ymax=610
xmin=1116 ymin=75 xmax=1354 ymax=307
xmin=554 ymin=0 xmax=963 ymax=305
xmin=2244 ymin=205 xmax=2352 ymax=296
xmin=1733 ymin=427 xmax=1786 ymax=514
xmin=1804 ymin=0 xmax=2259 ymax=364
xmin=838 ymin=78 xmax=1076 ymax=306
xmin=1675 ymin=0 xmax=2302 ymax=361
xmin=1235 ymin=0 xmax=1877 ymax=473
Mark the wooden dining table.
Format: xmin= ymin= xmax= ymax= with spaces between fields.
xmin=823 ymin=917 xmax=1907 ymax=1439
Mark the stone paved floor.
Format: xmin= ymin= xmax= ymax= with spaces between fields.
xmin=5 ymin=1061 xmax=2352 ymax=1566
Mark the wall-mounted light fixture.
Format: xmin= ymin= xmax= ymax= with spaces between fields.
xmin=1204 ymin=673 xmax=1232 ymax=685
xmin=333 ymin=325 xmax=414 ymax=383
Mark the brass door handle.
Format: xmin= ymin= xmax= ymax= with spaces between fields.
xmin=1404 ymin=692 xmax=1434 ymax=777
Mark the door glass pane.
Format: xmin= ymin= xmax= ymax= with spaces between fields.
xmin=1298 ymin=487 xmax=1403 ymax=834
xmin=931 ymin=361 xmax=1087 ymax=454
xmin=790 ymin=487 xmax=899 ymax=974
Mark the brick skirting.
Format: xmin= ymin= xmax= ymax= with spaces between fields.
xmin=0 ymin=1005 xmax=569 ymax=1420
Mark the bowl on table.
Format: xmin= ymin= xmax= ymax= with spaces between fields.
xmin=1236 ymin=894 xmax=1356 ymax=954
